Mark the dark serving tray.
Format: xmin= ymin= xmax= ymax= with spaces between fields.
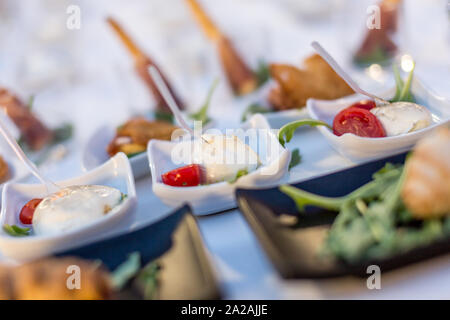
xmin=236 ymin=152 xmax=450 ymax=279
xmin=57 ymin=205 xmax=221 ymax=299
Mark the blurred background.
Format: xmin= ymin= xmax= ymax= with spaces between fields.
xmin=0 ymin=0 xmax=448 ymax=158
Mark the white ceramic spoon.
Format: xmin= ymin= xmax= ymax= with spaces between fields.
xmin=311 ymin=41 xmax=390 ymax=106
xmin=0 ymin=120 xmax=60 ymax=194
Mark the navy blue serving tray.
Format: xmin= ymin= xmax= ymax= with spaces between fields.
xmin=236 ymin=152 xmax=450 ymax=279
xmin=57 ymin=205 xmax=221 ymax=299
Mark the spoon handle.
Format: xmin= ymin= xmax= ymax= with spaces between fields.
xmin=149 ymin=66 xmax=195 ymax=136
xmin=0 ymin=118 xmax=59 ymax=193
xmin=311 ymin=41 xmax=389 ymax=105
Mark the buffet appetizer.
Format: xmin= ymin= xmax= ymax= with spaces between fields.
xmin=6 ymin=185 xmax=128 ymax=237
xmin=268 ymin=54 xmax=354 ymax=111
xmin=0 ymin=88 xmax=60 ymax=151
xmin=107 ymin=17 xmax=185 ymax=114
xmin=280 ymin=127 xmax=450 ymax=263
xmin=161 ymin=134 xmax=260 ymax=187
xmin=185 ymin=0 xmax=260 ymax=95
xmin=107 ymin=117 xmax=178 ymax=158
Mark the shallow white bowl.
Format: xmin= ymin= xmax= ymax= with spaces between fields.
xmin=306 ymin=79 xmax=450 ymax=161
xmin=0 ymin=152 xmax=137 ymax=261
xmin=148 ymin=114 xmax=290 ymax=215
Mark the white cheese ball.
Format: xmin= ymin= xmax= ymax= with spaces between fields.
xmin=33 ymin=185 xmax=122 ymax=236
xmin=370 ymin=102 xmax=432 ymax=137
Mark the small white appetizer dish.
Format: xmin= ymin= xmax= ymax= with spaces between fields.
xmin=148 ymin=114 xmax=290 ymax=215
xmin=0 ymin=152 xmax=137 ymax=261
xmin=306 ymin=78 xmax=450 ymax=161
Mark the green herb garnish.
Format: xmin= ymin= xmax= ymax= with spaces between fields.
xmin=288 ymin=148 xmax=302 ymax=171
xmin=154 ymin=110 xmax=174 ymax=124
xmin=52 ymin=123 xmax=73 ymax=144
xmin=391 ymin=62 xmax=416 ymax=103
xmin=278 ymin=119 xmax=331 ymax=147
xmin=254 ymin=60 xmax=270 ymax=87
xmin=3 ymin=224 xmax=31 ymax=237
xmin=279 ymin=162 xmax=450 ymax=263
xmin=136 ymin=261 xmax=160 ymax=300
xmin=228 ymin=169 xmax=249 ymax=184
xmin=126 ymin=151 xmax=144 ymax=159
xmin=111 ymin=252 xmax=141 ymax=290
xmin=241 ymin=103 xmax=270 ymax=122
xmin=189 ymin=79 xmax=219 ymax=126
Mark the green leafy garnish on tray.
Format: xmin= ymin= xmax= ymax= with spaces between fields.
xmin=288 ymin=148 xmax=301 ymax=171
xmin=111 ymin=252 xmax=141 ymax=290
xmin=280 ymin=163 xmax=450 ymax=264
xmin=228 ymin=169 xmax=249 ymax=184
xmin=241 ymin=103 xmax=270 ymax=122
xmin=154 ymin=110 xmax=174 ymax=124
xmin=278 ymin=119 xmax=331 ymax=147
xmin=189 ymin=79 xmax=219 ymax=126
xmin=3 ymin=224 xmax=31 ymax=237
xmin=254 ymin=60 xmax=270 ymax=87
xmin=391 ymin=63 xmax=416 ymax=103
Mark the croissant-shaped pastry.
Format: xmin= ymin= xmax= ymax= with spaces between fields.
xmin=402 ymin=127 xmax=450 ymax=219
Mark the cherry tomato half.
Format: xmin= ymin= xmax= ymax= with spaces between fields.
xmin=348 ymin=100 xmax=376 ymax=111
xmin=19 ymin=198 xmax=42 ymax=225
xmin=333 ymin=107 xmax=386 ymax=138
xmin=161 ymin=164 xmax=203 ymax=187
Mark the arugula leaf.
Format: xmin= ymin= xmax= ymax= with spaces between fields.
xmin=136 ymin=261 xmax=160 ymax=300
xmin=255 ymin=60 xmax=270 ymax=87
xmin=3 ymin=224 xmax=31 ymax=237
xmin=241 ymin=103 xmax=270 ymax=122
xmin=154 ymin=110 xmax=174 ymax=124
xmin=189 ymin=79 xmax=219 ymax=126
xmin=52 ymin=123 xmax=73 ymax=144
xmin=111 ymin=252 xmax=141 ymax=290
xmin=288 ymin=148 xmax=301 ymax=171
xmin=228 ymin=169 xmax=248 ymax=184
xmin=278 ymin=119 xmax=331 ymax=147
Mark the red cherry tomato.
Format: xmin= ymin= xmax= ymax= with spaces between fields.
xmin=19 ymin=198 xmax=42 ymax=225
xmin=161 ymin=164 xmax=203 ymax=187
xmin=333 ymin=107 xmax=386 ymax=138
xmin=348 ymin=100 xmax=376 ymax=111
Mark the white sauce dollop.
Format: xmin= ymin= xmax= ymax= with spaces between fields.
xmin=33 ymin=185 xmax=123 ymax=236
xmin=370 ymin=102 xmax=432 ymax=137
xmin=192 ymin=134 xmax=260 ymax=183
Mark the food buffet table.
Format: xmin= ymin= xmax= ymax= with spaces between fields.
xmin=0 ymin=0 xmax=449 ymax=299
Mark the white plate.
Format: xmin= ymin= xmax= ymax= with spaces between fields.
xmin=0 ymin=152 xmax=137 ymax=261
xmin=148 ymin=114 xmax=290 ymax=215
xmin=306 ymin=78 xmax=450 ymax=161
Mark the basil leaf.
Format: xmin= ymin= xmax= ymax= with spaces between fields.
xmin=278 ymin=119 xmax=331 ymax=147
xmin=288 ymin=148 xmax=301 ymax=171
